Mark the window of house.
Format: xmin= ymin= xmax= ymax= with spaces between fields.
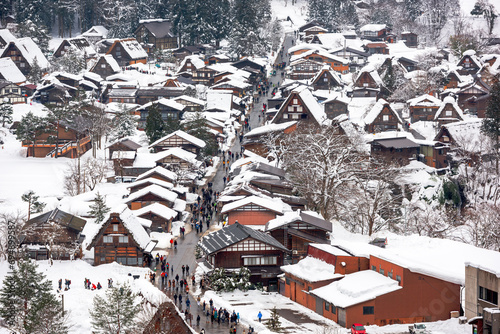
xmin=293 ymin=99 xmax=298 ymax=104
xmin=20 ymin=62 xmax=25 ymax=68
xmin=388 ymin=271 xmax=393 ymax=279
xmin=119 ymin=236 xmax=128 ymax=243
xmin=479 ymin=286 xmax=498 ymax=305
xmin=308 ymin=286 xmax=312 ymax=291
xmin=383 ymin=115 xmax=389 ymax=121
xmin=128 ymin=257 xmax=137 ymax=265
xmin=372 ymin=265 xmax=376 ymax=271
xmin=380 ymin=268 xmax=385 ymax=275
xmin=396 ymin=275 xmax=401 ymax=284
xmin=363 ymin=306 xmax=374 ymax=315
xmin=103 ymin=236 xmax=113 ymax=243
xmin=363 ymin=83 xmax=369 ymax=87
xmin=331 ymin=305 xmax=336 ymax=314
xmin=117 ymin=257 xmax=127 ymax=264
xmin=286 ymin=278 xmax=290 ymax=285
xmin=283 ymin=113 xmax=288 ymax=119
xmin=297 ymin=106 xmax=303 ymax=112
xmin=443 ymin=136 xmax=449 ymax=142
xmin=324 ymin=77 xmax=328 ymax=82
xmin=292 ymin=113 xmax=300 ymax=119
xmin=113 ymin=224 xmax=118 ymax=231
xmin=325 ymin=302 xmax=330 ymax=311
xmin=445 ymin=110 xmax=452 ymax=116
xmin=101 ymin=64 xmax=106 ymax=68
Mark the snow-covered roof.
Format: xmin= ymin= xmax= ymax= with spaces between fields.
xmin=221 ymin=195 xmax=284 ymax=214
xmin=12 ymin=37 xmax=50 ymax=69
xmin=139 ymin=98 xmax=185 ymax=111
xmin=99 ymin=54 xmax=120 ymax=73
xmin=281 ymin=256 xmax=342 ymax=282
xmin=125 ymin=184 xmax=178 ymax=204
xmin=173 ymin=95 xmax=206 ymax=106
xmin=212 ymin=78 xmax=251 ymax=90
xmin=310 ymin=270 xmax=402 ymax=308
xmin=309 ymin=244 xmax=352 ymax=257
xmin=0 ymin=29 xmax=16 ymax=45
xmin=310 ymin=65 xmax=343 ymax=86
xmin=115 ymin=38 xmax=148 ymax=60
xmin=356 ymin=65 xmax=383 ymax=86
xmin=133 ymin=202 xmax=177 ymax=221
xmin=288 ymin=85 xmax=327 ymax=125
xmin=178 ymin=55 xmax=205 ymax=72
xmin=316 ymin=33 xmax=346 ymax=49
xmin=0 ymin=57 xmax=26 ymax=83
xmin=439 ymin=119 xmax=484 ymax=152
xmin=364 ymin=99 xmax=402 ymax=125
xmin=288 ymin=43 xmax=329 ymax=54
xmin=407 ymin=94 xmax=442 ymax=107
xmin=136 ymin=166 xmax=177 ymax=182
xmin=265 ymin=210 xmax=332 ymax=232
xmin=111 ymin=151 xmax=135 ymax=160
xmin=127 ymin=177 xmax=173 ymax=191
xmin=154 ymin=147 xmax=198 ymax=163
xmin=82 ymin=25 xmax=108 ymax=38
xmin=434 ymin=96 xmax=464 ymax=121
xmin=206 ymin=89 xmax=233 ymax=111
xmin=360 ymin=24 xmax=387 ymax=32
xmin=149 ymin=130 xmax=206 ymax=149
xmin=86 ymin=204 xmax=155 ymax=252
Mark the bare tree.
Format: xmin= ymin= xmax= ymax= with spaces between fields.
xmin=340 ymin=162 xmax=404 ymax=236
xmin=279 ymin=123 xmax=367 ymax=221
xmin=461 ymin=203 xmax=500 ymax=251
xmin=64 ymin=157 xmax=110 ymax=195
xmin=0 ymin=211 xmax=25 ymax=260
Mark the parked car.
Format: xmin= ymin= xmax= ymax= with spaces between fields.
xmin=409 ymin=323 xmax=429 ymax=334
xmin=351 ymin=323 xmax=366 ymax=334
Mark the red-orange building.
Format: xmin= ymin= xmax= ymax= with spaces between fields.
xmin=221 ymin=195 xmax=284 ymax=226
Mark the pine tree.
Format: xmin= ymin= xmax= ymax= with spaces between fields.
xmin=266 ymin=306 xmax=282 ymax=331
xmin=481 ymin=81 xmax=500 ymax=172
xmin=0 ymin=99 xmax=13 ymax=127
xmin=21 ymin=190 xmax=46 ymax=221
xmin=145 ymin=104 xmax=165 ymax=144
xmin=27 ymin=57 xmax=43 ymax=84
xmin=88 ymin=192 xmax=110 ymax=224
xmin=16 ymin=112 xmax=51 ymax=157
xmin=0 ymin=259 xmax=68 ymax=334
xmin=89 ymin=282 xmax=141 ymax=334
xmin=111 ymin=105 xmax=137 ymax=142
xmin=184 ymin=112 xmax=218 ymax=158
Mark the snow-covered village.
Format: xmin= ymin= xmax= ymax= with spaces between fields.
xmin=0 ymin=0 xmax=500 ymax=333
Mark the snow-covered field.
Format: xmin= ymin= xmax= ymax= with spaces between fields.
xmin=0 ymin=260 xmax=166 ymax=334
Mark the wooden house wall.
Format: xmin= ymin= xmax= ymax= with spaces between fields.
xmin=156 ymin=155 xmax=191 ymax=169
xmin=409 ymin=105 xmax=439 ymax=122
xmin=93 ymin=217 xmax=146 ymax=266
xmin=2 ymin=43 xmax=31 ymax=74
xmin=282 ymin=273 xmax=339 ymax=312
xmin=435 ymin=103 xmax=462 ymax=125
xmin=137 ymin=212 xmax=172 ymax=233
xmin=92 ymin=57 xmax=118 ymax=77
xmin=136 ymin=26 xmax=177 ymax=50
xmin=365 ymin=106 xmax=400 ymax=133
xmin=369 ymin=256 xmax=461 ymax=326
xmin=302 ymin=54 xmax=349 ymax=74
xmin=108 ymin=142 xmax=138 ymax=159
xmin=457 ymin=56 xmax=480 ymax=75
xmin=151 ymin=135 xmax=200 ymax=154
xmin=355 ymin=72 xmax=378 ymax=88
xmin=227 ymin=210 xmax=277 ymax=226
xmin=128 ymin=194 xmax=174 ymax=210
xmin=108 ymin=42 xmax=147 ymax=67
xmin=324 ymin=101 xmax=348 ymax=119
xmin=371 ymin=145 xmax=418 ymax=167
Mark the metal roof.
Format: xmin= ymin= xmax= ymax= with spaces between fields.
xmin=26 ymin=208 xmax=86 ymax=232
xmin=372 ymin=137 xmax=419 ymax=149
xmin=199 ymin=222 xmax=289 ymax=255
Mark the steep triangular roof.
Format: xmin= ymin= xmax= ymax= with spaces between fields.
xmin=86 ymin=204 xmax=156 ymax=252
xmin=149 ymin=130 xmax=206 ymax=149
xmin=364 ymin=99 xmax=402 ymax=125
xmin=434 ymin=96 xmax=464 ymax=121
xmin=125 ymin=184 xmax=178 ymax=204
xmin=136 ymin=166 xmax=177 ymax=182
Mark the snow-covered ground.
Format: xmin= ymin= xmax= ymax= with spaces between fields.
xmin=0 ymin=260 xmax=166 ymax=334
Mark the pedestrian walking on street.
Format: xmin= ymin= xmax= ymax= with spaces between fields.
xmin=258 ymin=311 xmax=262 ymax=322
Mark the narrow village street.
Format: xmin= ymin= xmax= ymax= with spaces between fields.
xmin=149 ymin=33 xmax=298 ymax=334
